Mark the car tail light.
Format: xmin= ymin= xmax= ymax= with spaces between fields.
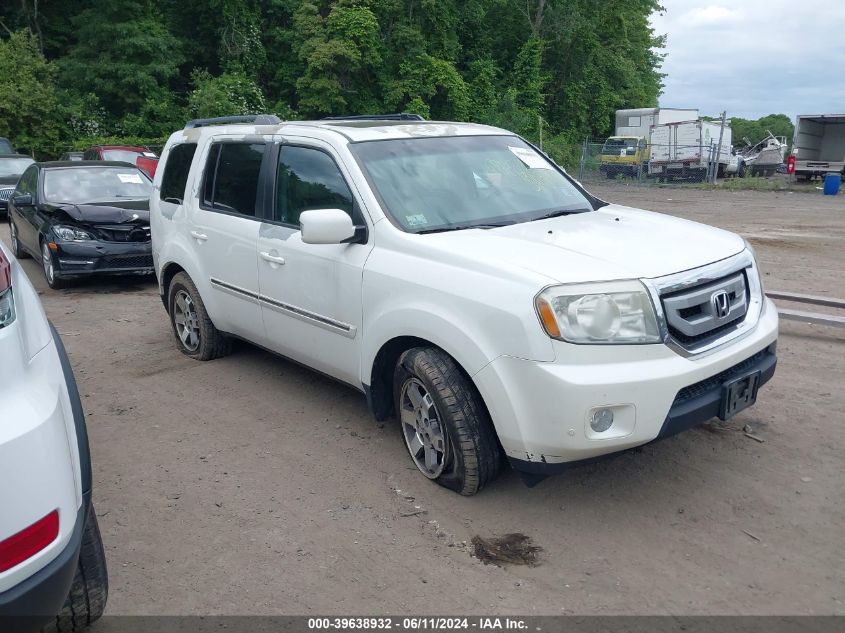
xmin=0 ymin=250 xmax=14 ymax=329
xmin=0 ymin=510 xmax=59 ymax=573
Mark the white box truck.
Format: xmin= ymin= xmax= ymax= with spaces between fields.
xmin=792 ymin=114 xmax=845 ymax=181
xmin=649 ymin=119 xmax=732 ymax=181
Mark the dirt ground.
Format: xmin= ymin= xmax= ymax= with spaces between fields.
xmin=2 ymin=185 xmax=843 ymax=616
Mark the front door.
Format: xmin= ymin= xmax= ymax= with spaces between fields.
xmin=257 ymin=140 xmax=373 ymax=386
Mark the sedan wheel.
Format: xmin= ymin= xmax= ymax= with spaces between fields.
xmin=41 ymin=241 xmax=66 ymax=289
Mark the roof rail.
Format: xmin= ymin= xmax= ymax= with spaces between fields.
xmin=184 ymin=114 xmax=282 ymax=129
xmin=321 ymin=113 xmax=425 ymax=122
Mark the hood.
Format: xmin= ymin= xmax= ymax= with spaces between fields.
xmin=418 ymin=204 xmax=746 ymax=283
xmin=45 ymin=198 xmax=150 ymax=224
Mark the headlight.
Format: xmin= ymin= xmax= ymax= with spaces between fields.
xmin=54 ymin=225 xmax=95 ymax=241
xmin=0 ymin=287 xmax=15 ymax=329
xmin=535 ymin=280 xmax=661 ymax=344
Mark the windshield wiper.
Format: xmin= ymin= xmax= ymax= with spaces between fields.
xmin=529 ymin=207 xmax=591 ymax=222
xmin=415 ymin=221 xmax=515 ymax=234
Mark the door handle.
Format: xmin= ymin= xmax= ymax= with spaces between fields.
xmin=190 ymin=230 xmax=208 ymax=241
xmin=260 ymin=251 xmax=286 ymax=265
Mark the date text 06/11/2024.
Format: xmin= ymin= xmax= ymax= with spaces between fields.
xmin=307 ymin=617 xmax=529 ymax=630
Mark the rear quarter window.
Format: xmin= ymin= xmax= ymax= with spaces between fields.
xmin=159 ymin=143 xmax=197 ymax=204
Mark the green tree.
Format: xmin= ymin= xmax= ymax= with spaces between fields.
xmin=58 ymin=1 xmax=182 ymax=119
xmin=0 ymin=30 xmax=59 ymax=154
xmin=187 ymin=70 xmax=267 ymax=119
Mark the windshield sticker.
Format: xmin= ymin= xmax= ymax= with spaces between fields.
xmin=118 ymin=173 xmax=143 ymax=184
xmin=508 ymin=146 xmax=552 ymax=170
xmin=405 ymin=214 xmax=428 ymax=227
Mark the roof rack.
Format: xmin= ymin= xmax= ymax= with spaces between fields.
xmin=184 ymin=114 xmax=282 ymax=129
xmin=321 ymin=113 xmax=425 ymax=122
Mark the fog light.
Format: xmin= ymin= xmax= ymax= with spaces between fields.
xmin=590 ymin=408 xmax=614 ymax=433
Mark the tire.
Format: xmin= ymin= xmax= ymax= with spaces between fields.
xmin=167 ymin=271 xmax=231 ymax=360
xmin=9 ymin=220 xmax=28 ymax=258
xmin=45 ymin=504 xmax=108 ymax=632
xmin=393 ymin=347 xmax=501 ymax=495
xmin=738 ymin=162 xmax=746 ymax=178
xmin=41 ymin=240 xmax=68 ymax=289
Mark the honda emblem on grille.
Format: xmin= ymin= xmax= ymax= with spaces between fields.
xmin=711 ymin=290 xmax=731 ymax=319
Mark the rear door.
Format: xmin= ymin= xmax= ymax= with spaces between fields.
xmin=185 ymin=138 xmax=269 ymax=342
xmin=256 ymin=138 xmax=373 ymax=386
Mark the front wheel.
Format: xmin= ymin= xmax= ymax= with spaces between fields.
xmin=41 ymin=241 xmax=67 ymax=289
xmin=393 ymin=347 xmax=501 ymax=495
xmin=167 ymin=272 xmax=231 ymax=360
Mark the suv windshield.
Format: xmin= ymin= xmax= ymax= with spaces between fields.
xmin=351 ymin=135 xmax=593 ymax=233
xmin=44 ymin=167 xmax=152 ymax=204
xmin=0 ymin=157 xmax=34 ymax=178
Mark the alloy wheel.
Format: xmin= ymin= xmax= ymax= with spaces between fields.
xmin=400 ymin=378 xmax=449 ymax=478
xmin=173 ymin=289 xmax=200 ymax=352
xmin=41 ymin=242 xmax=54 ymax=284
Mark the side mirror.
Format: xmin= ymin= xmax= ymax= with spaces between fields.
xmin=11 ymin=193 xmax=33 ymax=207
xmin=300 ymin=209 xmax=356 ymax=245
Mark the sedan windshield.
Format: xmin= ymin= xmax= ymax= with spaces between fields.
xmin=0 ymin=157 xmax=34 ymax=178
xmin=43 ymin=167 xmax=152 ymax=204
xmin=351 ymin=135 xmax=593 ymax=233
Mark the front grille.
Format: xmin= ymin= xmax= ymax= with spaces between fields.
xmin=94 ymin=224 xmax=151 ymax=242
xmin=661 ymin=270 xmax=749 ymax=348
xmin=675 ymin=349 xmax=768 ymax=404
xmin=101 ymin=254 xmax=153 ymax=269
xmin=0 ymin=188 xmax=13 ymax=201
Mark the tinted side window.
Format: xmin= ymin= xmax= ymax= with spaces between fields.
xmin=83 ymin=149 xmax=96 ymax=160
xmin=159 ymin=143 xmax=197 ymax=203
xmin=15 ymin=166 xmax=37 ymax=196
xmin=202 ymin=143 xmax=265 ymax=217
xmin=275 ymin=146 xmax=355 ymax=226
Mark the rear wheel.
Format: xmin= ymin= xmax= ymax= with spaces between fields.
xmin=393 ymin=347 xmax=501 ymax=495
xmin=45 ymin=504 xmax=108 ymax=632
xmin=167 ymin=272 xmax=231 ymax=360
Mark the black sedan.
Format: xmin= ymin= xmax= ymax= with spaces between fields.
xmin=7 ymin=161 xmax=153 ymax=289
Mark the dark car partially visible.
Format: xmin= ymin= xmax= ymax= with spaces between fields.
xmin=6 ymin=161 xmax=153 ymax=289
xmin=0 ymin=155 xmax=35 ymax=216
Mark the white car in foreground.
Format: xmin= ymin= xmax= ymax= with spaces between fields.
xmin=0 ymin=242 xmax=107 ymax=630
xmin=151 ymin=115 xmax=778 ymax=495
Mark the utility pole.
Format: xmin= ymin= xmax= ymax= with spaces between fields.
xmin=712 ymin=110 xmax=727 ymax=184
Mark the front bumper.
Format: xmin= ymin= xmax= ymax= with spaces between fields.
xmin=50 ymin=239 xmax=153 ymax=278
xmin=474 ymin=298 xmax=779 ymax=473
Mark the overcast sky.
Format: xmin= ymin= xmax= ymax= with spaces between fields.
xmin=650 ymin=1 xmax=845 ymax=121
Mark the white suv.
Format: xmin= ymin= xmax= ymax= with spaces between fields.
xmin=151 ymin=115 xmax=778 ymax=495
xmin=0 ymin=242 xmax=107 ymax=630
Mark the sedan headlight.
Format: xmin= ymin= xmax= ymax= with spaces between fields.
xmin=535 ymin=280 xmax=661 ymax=344
xmin=54 ymin=225 xmax=96 ymax=241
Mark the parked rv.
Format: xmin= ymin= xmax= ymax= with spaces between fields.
xmin=792 ymin=114 xmax=845 ymax=181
